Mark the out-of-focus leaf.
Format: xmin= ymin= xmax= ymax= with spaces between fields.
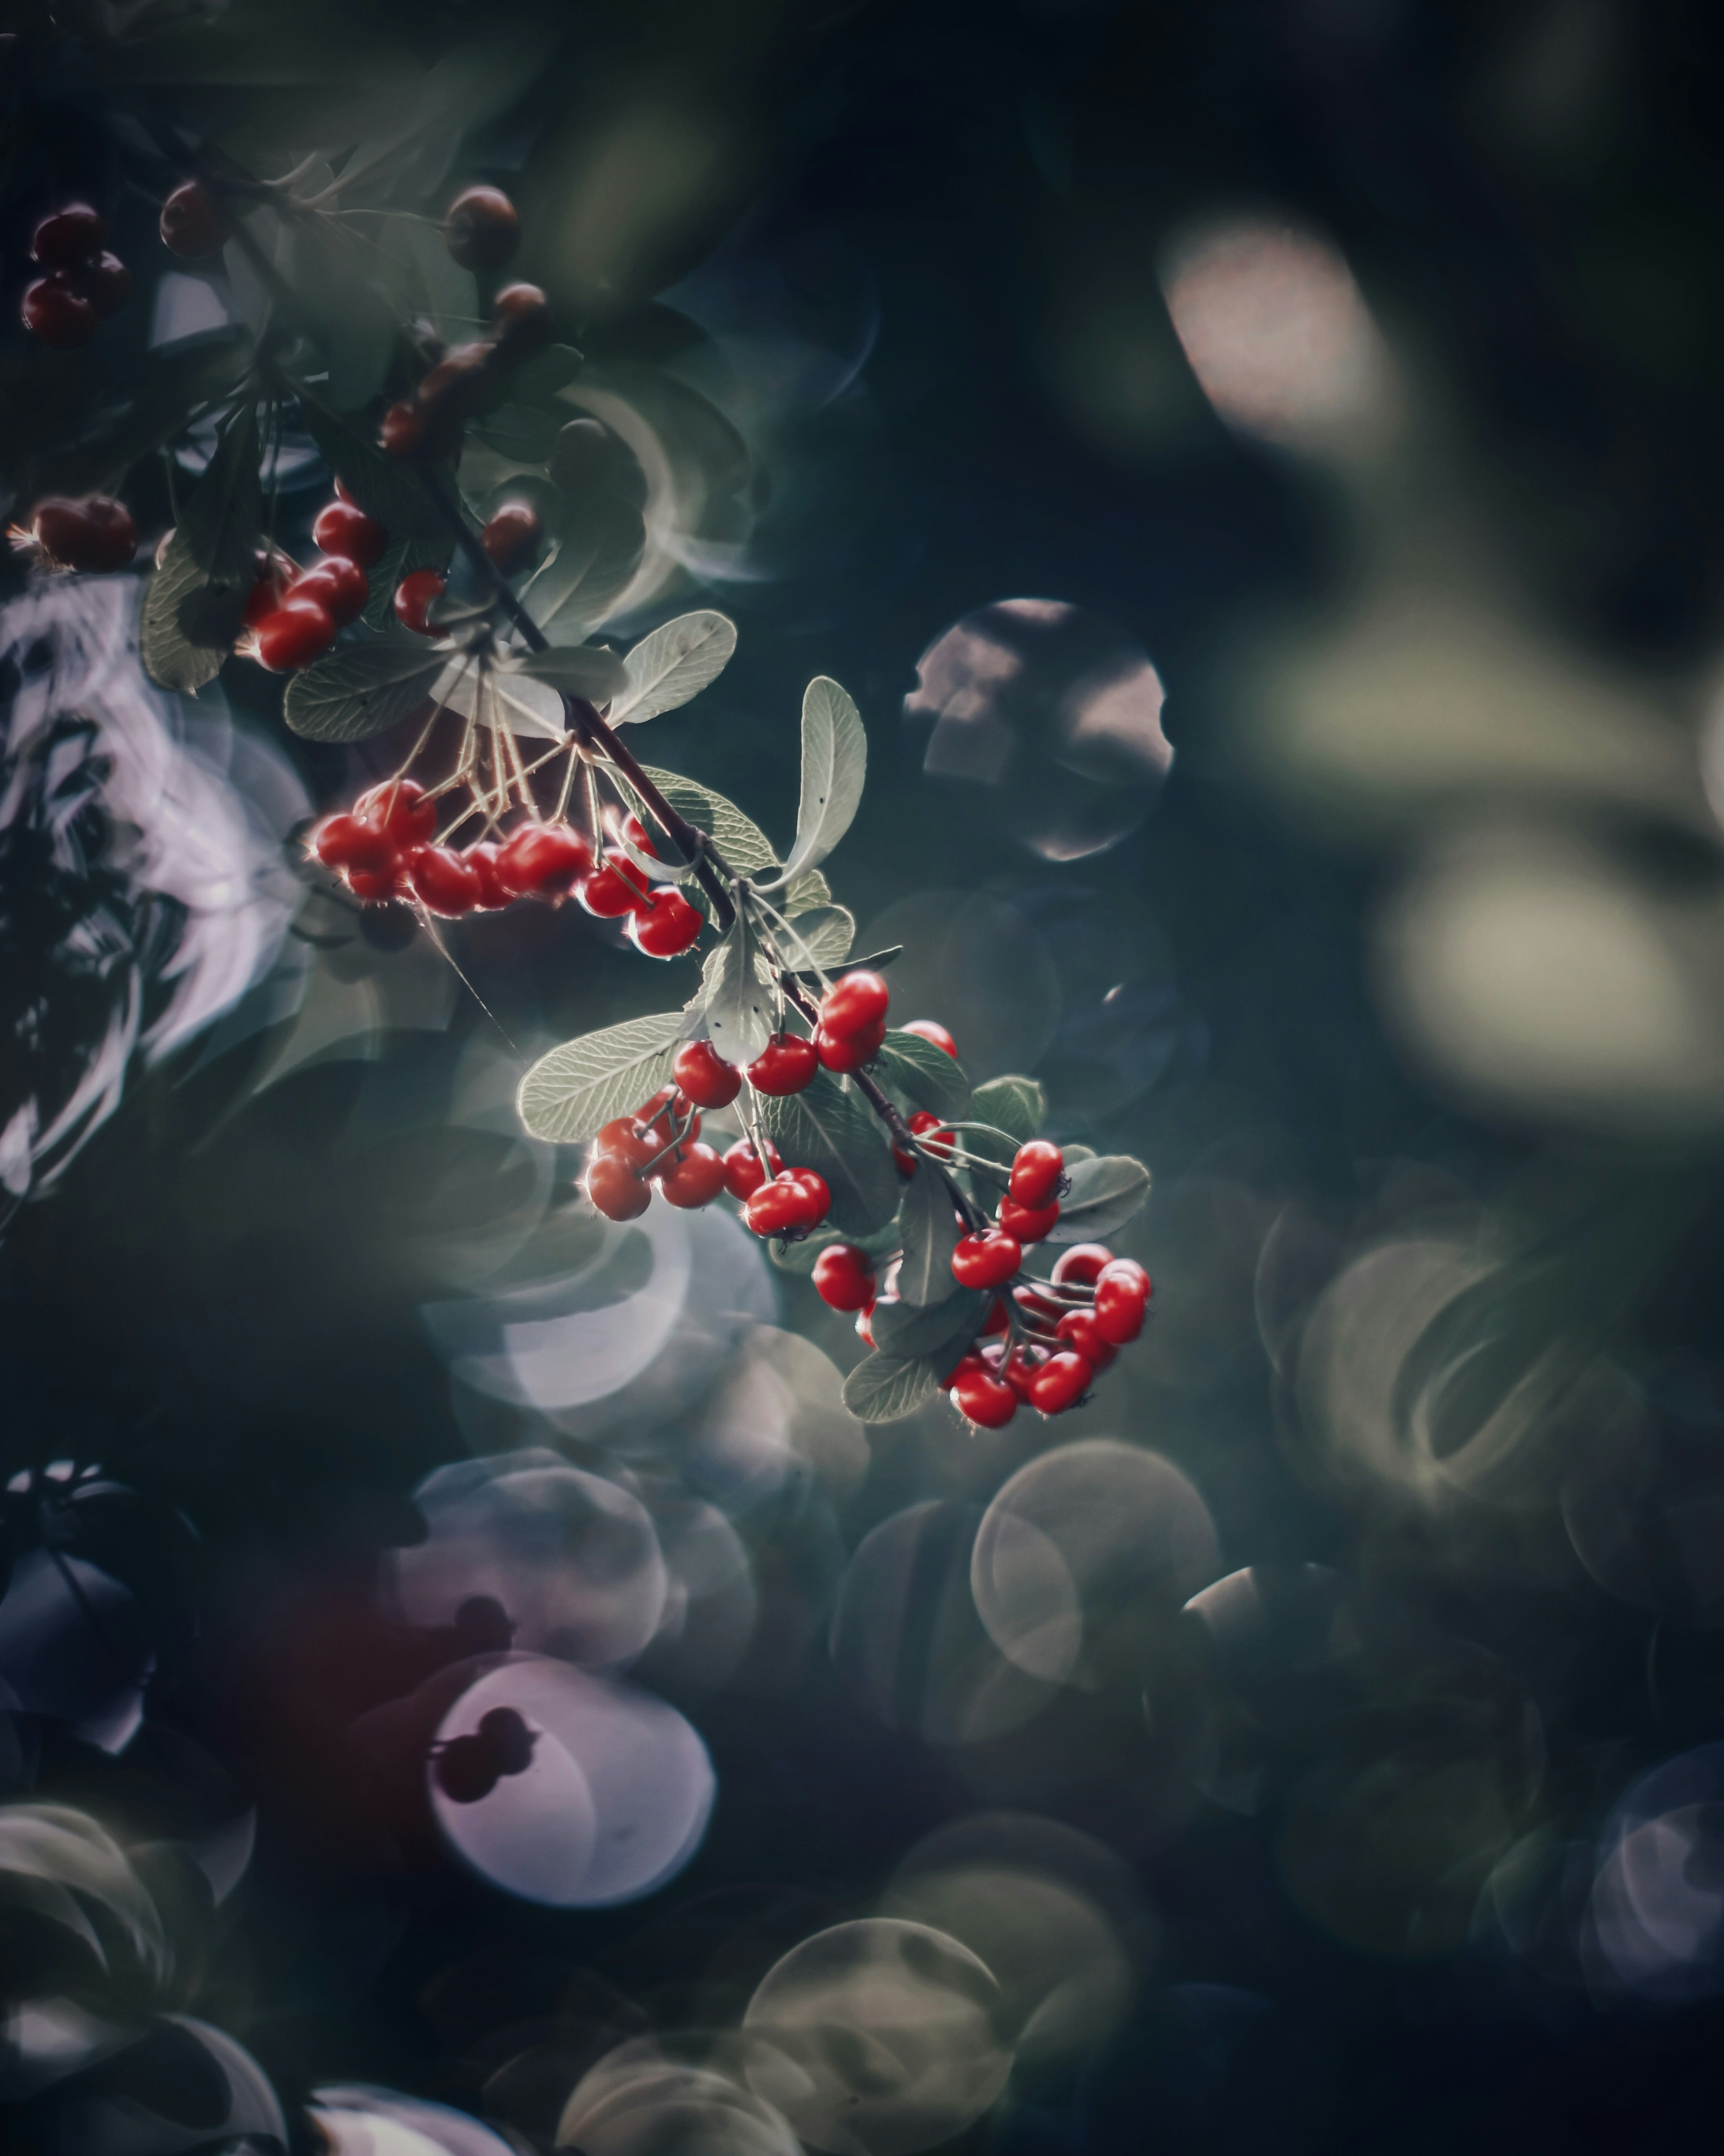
xmin=774 ymin=676 xmax=866 ymax=886
xmin=524 ymin=492 xmax=646 ymax=641
xmin=0 ymin=1806 xmax=168 ymax=1988
xmin=757 ymin=1070 xmax=900 ymax=1237
xmin=610 ymin=611 xmax=737 ymax=725
xmin=294 ymin=389 xmax=449 ymax=543
xmin=842 ymin=1354 xmax=942 ymax=1422
xmin=1044 ymin=1155 xmax=1152 ymax=1243
xmin=283 ymin=638 xmax=446 ymax=743
xmin=142 ymin=532 xmax=242 ymax=694
xmin=66 ymin=332 xmax=254 ymax=495
xmin=875 ymin=1029 xmax=972 ymax=1122
xmin=871 ymin=1283 xmax=986 ymax=1357
xmin=517 ymin=1011 xmax=689 ymax=1144
xmin=895 ymin=1169 xmax=968 ymax=1308
xmin=512 ymin=644 xmax=629 ymax=705
xmin=181 ymin=396 xmax=260 ymax=583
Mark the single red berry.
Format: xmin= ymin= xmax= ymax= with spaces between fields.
xmin=580 ymin=851 xmax=653 ymax=918
xmin=819 ymin=970 xmax=890 ymax=1038
xmin=783 ymin=1168 xmax=832 ymax=1219
xmin=313 ymin=814 xmax=393 ymax=877
xmin=445 ymin=184 xmax=520 ymax=270
xmin=1051 ymin=1243 xmax=1114 ymax=1290
xmin=409 ymin=845 xmax=483 ymax=918
xmin=658 ymin=1142 xmax=726 ymax=1209
xmin=998 ymin=1195 xmax=1059 ymax=1244
xmin=673 ymin=1040 xmax=742 ymax=1110
xmin=744 ymin=1173 xmax=825 ymax=1239
xmin=815 ymin=1018 xmax=884 ymax=1073
xmin=357 ymin=779 xmax=439 ymax=847
xmin=994 ymin=1344 xmax=1047 ymax=1404
xmin=393 ymin=569 xmax=447 ymax=636
xmin=596 ymin=1118 xmax=661 ymax=1172
xmin=380 ymin=401 xmax=429 ymax=459
xmin=747 ymin=1032 xmax=818 ymax=1097
xmin=628 ymin=888 xmax=704 ymax=958
xmin=31 ymin=204 xmax=106 ymax=270
xmin=901 ymin=1018 xmax=958 ymax=1057
xmin=312 ymin=499 xmax=387 ymax=568
xmin=585 ymin=1151 xmax=651 ymax=1221
xmin=496 ymin=823 xmax=592 ymax=900
xmin=347 ymin=867 xmax=400 ymax=903
xmin=1055 ymin=1309 xmax=1117 ymax=1371
xmin=81 ymin=252 xmax=132 ymax=317
xmin=480 ymin=502 xmax=541 ymax=575
xmin=939 ymin=1351 xmax=985 ymax=1392
xmin=416 ymin=341 xmax=492 ymax=413
xmin=1094 ymin=1259 xmax=1151 ymax=1345
xmin=160 ymin=181 xmax=229 ymax=257
xmin=288 ymin=556 xmax=368 ymax=627
xmin=493 ymin=282 xmax=551 ymax=348
xmin=1029 ymin=1351 xmax=1091 ymax=1415
xmin=462 ymin=842 xmax=513 ymax=910
xmin=1009 ymin=1140 xmax=1064 ymax=1210
xmin=951 ymin=1229 xmax=1022 ymax=1292
xmin=952 ymin=1367 xmax=1017 ymax=1428
xmin=22 ymin=277 xmax=97 ymax=348
xmin=31 ymin=495 xmax=136 ymax=572
xmin=254 ymin=597 xmax=337 ymax=671
xmin=812 ymin=1243 xmax=876 ymax=1313
xmin=907 ymin=1109 xmax=954 ymax=1160
xmin=892 ymin=1143 xmax=917 ymax=1177
xmin=721 ymin=1138 xmax=782 ymax=1201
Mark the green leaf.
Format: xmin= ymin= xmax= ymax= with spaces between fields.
xmin=283 ymin=638 xmax=447 ymax=744
xmin=525 ymin=491 xmax=646 ymax=640
xmin=701 ymin=916 xmax=774 ymax=1067
xmin=842 ymin=1354 xmax=943 ymax=1423
xmin=767 ymin=1220 xmax=903 ymax=1275
xmin=141 ymin=531 xmax=246 ymax=695
xmin=972 ymin=1075 xmax=1046 ymax=1147
xmin=516 ymin=1011 xmax=690 ymax=1145
xmin=777 ymin=675 xmax=866 ymax=885
xmin=875 ymin=1029 xmax=973 ymax=1122
xmin=1045 ymin=1155 xmax=1152 ymax=1244
xmin=469 ymin=402 xmax=566 ymax=466
xmin=871 ymin=1283 xmax=987 ymax=1358
xmin=783 ymin=870 xmax=836 ymax=917
xmin=894 ymin=1168 xmax=968 ymax=1308
xmin=611 ymin=611 xmax=737 ymax=724
xmin=639 ymin=766 xmax=777 ymax=878
xmin=182 ymin=397 xmax=261 ymax=586
xmin=512 ymin=644 xmax=629 ymax=703
xmin=70 ymin=332 xmax=254 ymax=496
xmin=774 ymin=904 xmax=855 ymax=970
xmin=361 ymin=532 xmax=453 ymax=632
xmin=756 ymin=1070 xmax=901 ymax=1238
xmin=293 ymin=388 xmax=450 ymax=544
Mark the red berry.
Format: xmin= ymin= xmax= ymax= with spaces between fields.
xmin=784 ymin=1168 xmax=832 ymax=1217
xmin=357 ymin=779 xmax=438 ymax=847
xmin=1009 ymin=1141 xmax=1064 ymax=1210
xmin=747 ymin=1032 xmax=818 ymax=1097
xmin=1055 ymin=1309 xmax=1117 ymax=1370
xmin=658 ymin=1142 xmax=726 ymax=1209
xmin=445 ymin=185 xmax=520 ymax=270
xmin=951 ymin=1368 xmax=1017 ymax=1428
xmin=480 ymin=502 xmax=541 ymax=575
xmin=462 ymin=842 xmax=513 ymax=910
xmin=160 ymin=181 xmax=229 ymax=258
xmin=1094 ymin=1259 xmax=1151 ymax=1345
xmin=496 ymin=823 xmax=592 ymax=899
xmin=22 ymin=277 xmax=97 ymax=348
xmin=981 ymin=1294 xmax=1012 ymax=1335
xmin=1028 ymin=1351 xmax=1091 ymax=1415
xmin=493 ymin=282 xmax=551 ymax=347
xmin=940 ymin=1351 xmax=985 ymax=1392
xmin=1051 ymin=1243 xmax=1114 ymax=1290
xmin=998 ymin=1344 xmax=1049 ymax=1403
xmin=628 ymin=888 xmax=704 ymax=958
xmin=907 ymin=1109 xmax=953 ymax=1160
xmin=951 ymin=1229 xmax=1021 ymax=1291
xmin=409 ymin=846 xmax=482 ymax=918
xmin=395 ymin=569 xmax=446 ymax=635
xmin=580 ymin=851 xmax=653 ymax=917
xmin=347 ymin=868 xmax=400 ymax=903
xmin=82 ymin=252 xmax=132 ymax=317
xmin=312 ymin=500 xmax=387 ymax=568
xmin=721 ymin=1138 xmax=782 ymax=1200
xmin=254 ymin=597 xmax=337 ymax=671
xmin=597 ymin=1118 xmax=661 ymax=1172
xmin=313 ymin=814 xmax=393 ymax=876
xmin=744 ymin=1173 xmax=827 ymax=1239
xmin=815 ymin=1018 xmax=884 ymax=1073
xmin=289 ymin=556 xmax=368 ymax=627
xmin=901 ymin=1019 xmax=958 ymax=1057
xmin=31 ymin=204 xmax=106 ymax=270
xmin=243 ymin=560 xmax=286 ymax=628
xmin=673 ymin=1040 xmax=742 ymax=1110
xmin=812 ymin=1243 xmax=875 ymax=1312
xmin=819 ymin=970 xmax=890 ymax=1038
xmin=381 ymin=401 xmax=430 ymax=460
xmin=585 ymin=1151 xmax=650 ymax=1221
xmin=32 ymin=495 xmax=136 ymax=572
xmin=998 ymin=1195 xmax=1059 ymax=1243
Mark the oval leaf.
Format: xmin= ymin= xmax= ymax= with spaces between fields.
xmin=516 ymin=1010 xmax=689 ymax=1144
xmin=842 ymin=1354 xmax=942 ymax=1423
xmin=871 ymin=1285 xmax=987 ymax=1359
xmin=1044 ymin=1154 xmax=1152 ymax=1243
xmin=875 ymin=1029 xmax=972 ymax=1123
xmin=610 ymin=611 xmax=738 ymax=725
xmin=775 ymin=676 xmax=866 ymax=886
xmin=284 ymin=639 xmax=447 ymax=744
xmin=757 ymin=1069 xmax=901 ymax=1238
xmin=512 ymin=643 xmax=629 ymax=704
xmin=893 ymin=1167 xmax=968 ymax=1309
xmin=701 ymin=917 xmax=774 ymax=1067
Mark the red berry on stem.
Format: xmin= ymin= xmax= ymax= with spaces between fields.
xmin=580 ymin=851 xmax=652 ymax=917
xmin=32 ymin=495 xmax=136 ymax=572
xmin=1055 ymin=1309 xmax=1117 ymax=1370
xmin=461 ymin=842 xmax=512 ymax=909
xmin=1009 ymin=1141 xmax=1064 ymax=1210
xmin=289 ymin=556 xmax=368 ymax=627
xmin=480 ymin=502 xmax=541 ymax=575
xmin=981 ymin=1295 xmax=1012 ymax=1336
xmin=815 ymin=1018 xmax=884 ymax=1073
xmin=998 ymin=1344 xmax=1048 ymax=1403
xmin=254 ymin=598 xmax=337 ymax=671
xmin=161 ymin=180 xmax=230 ymax=257
xmin=445 ymin=185 xmax=520 ymax=270
xmin=744 ymin=1173 xmax=826 ymax=1239
xmin=628 ymin=888 xmax=704 ymax=958
xmin=357 ymin=779 xmax=438 ymax=846
xmin=1051 ymin=1243 xmax=1114 ymax=1290
xmin=596 ymin=1118 xmax=660 ymax=1172
xmin=819 ymin=970 xmax=889 ymax=1038
xmin=496 ymin=824 xmax=591 ymax=899
xmin=347 ymin=867 xmax=400 ymax=904
xmin=381 ymin=401 xmax=429 ymax=460
xmin=493 ymin=282 xmax=549 ymax=331
xmin=784 ymin=1168 xmax=832 ymax=1217
xmin=82 ymin=253 xmax=132 ymax=317
xmin=951 ymin=1229 xmax=1022 ymax=1291
xmin=1094 ymin=1259 xmax=1151 ymax=1345
xmin=747 ymin=1032 xmax=818 ymax=1097
xmin=673 ymin=1041 xmax=742 ymax=1110
xmin=394 ymin=569 xmax=446 ymax=635
xmin=940 ymin=1351 xmax=984 ymax=1392
xmin=1029 ymin=1351 xmax=1091 ymax=1415
xmin=22 ymin=278 xmax=97 ymax=349
xmin=312 ymin=499 xmax=387 ymax=568
xmin=313 ymin=815 xmax=393 ymax=876
xmin=410 ymin=846 xmax=483 ymax=918
xmin=998 ymin=1195 xmax=1059 ymax=1244
xmin=952 ymin=1368 xmax=1017 ymax=1428
xmin=659 ymin=1142 xmax=726 ymax=1209
xmin=31 ymin=205 xmax=106 ymax=269
xmin=901 ymin=1018 xmax=958 ymax=1057
xmin=907 ymin=1109 xmax=953 ymax=1159
xmin=721 ymin=1138 xmax=781 ymax=1200
xmin=585 ymin=1151 xmax=651 ymax=1222
xmin=813 ymin=1243 xmax=875 ymax=1312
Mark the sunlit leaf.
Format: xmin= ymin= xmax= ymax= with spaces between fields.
xmin=701 ymin=915 xmax=774 ymax=1067
xmin=842 ymin=1353 xmax=942 ymax=1422
xmin=773 ymin=904 xmax=855 ymax=970
xmin=524 ymin=491 xmax=646 ymax=641
xmin=142 ymin=531 xmax=243 ymax=695
xmin=756 ymin=1069 xmax=901 ymax=1238
xmin=1044 ymin=1155 xmax=1152 ymax=1243
xmin=774 ymin=675 xmax=866 ymax=885
xmin=516 ymin=1011 xmax=690 ymax=1144
xmin=512 ymin=644 xmax=629 ymax=706
xmin=284 ymin=638 xmax=447 ymax=743
xmin=894 ymin=1169 xmax=968 ymax=1308
xmin=610 ymin=611 xmax=738 ymax=725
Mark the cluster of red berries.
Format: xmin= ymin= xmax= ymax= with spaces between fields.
xmin=20 ymin=204 xmax=132 ymax=350
xmin=241 ymin=483 xmax=384 ymax=672
xmin=719 ymin=972 xmax=957 ymax=1103
xmin=22 ymin=494 xmax=137 ymax=573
